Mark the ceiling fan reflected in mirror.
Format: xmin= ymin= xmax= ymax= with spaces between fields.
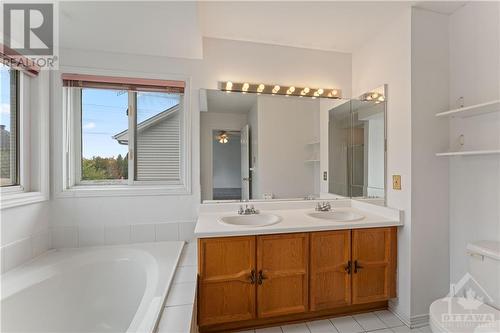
xmin=216 ymin=131 xmax=230 ymax=144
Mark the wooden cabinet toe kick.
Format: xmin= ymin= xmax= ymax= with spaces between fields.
xmin=199 ymin=301 xmax=388 ymax=333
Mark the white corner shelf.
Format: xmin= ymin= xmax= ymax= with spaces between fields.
xmin=436 ymin=150 xmax=500 ymax=157
xmin=306 ymin=141 xmax=320 ymax=145
xmin=304 ymin=159 xmax=320 ymax=163
xmin=436 ymin=100 xmax=500 ymax=118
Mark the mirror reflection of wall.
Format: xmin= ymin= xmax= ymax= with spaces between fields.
xmin=212 ymin=130 xmax=242 ymax=200
xmin=351 ymin=99 xmax=385 ymax=198
xmin=200 ymin=86 xmax=386 ymax=204
xmin=200 ymin=91 xmax=256 ymax=202
xmin=328 ymin=101 xmax=350 ymax=197
xmin=200 ymin=90 xmax=321 ymax=202
xmin=327 ymin=86 xmax=386 ymax=201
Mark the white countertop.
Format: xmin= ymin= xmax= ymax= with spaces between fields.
xmin=195 ymin=199 xmax=402 ymax=238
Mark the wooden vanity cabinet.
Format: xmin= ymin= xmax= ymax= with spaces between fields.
xmin=310 ymin=230 xmax=352 ymax=311
xmin=198 ymin=227 xmax=397 ymax=331
xmin=257 ymin=233 xmax=309 ymax=318
xmin=198 ymin=234 xmax=309 ymax=326
xmin=351 ymin=227 xmax=397 ymax=304
xmin=309 ymin=227 xmax=397 ymax=310
xmin=197 ymin=236 xmax=257 ymax=326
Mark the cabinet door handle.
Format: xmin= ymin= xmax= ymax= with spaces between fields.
xmin=257 ymin=270 xmax=267 ymax=285
xmin=249 ymin=269 xmax=256 ymax=284
xmin=344 ymin=260 xmax=352 ymax=274
xmin=354 ymin=260 xmax=364 ymax=273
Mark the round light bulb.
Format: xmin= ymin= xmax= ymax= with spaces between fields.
xmin=303 ymin=87 xmax=310 ymax=93
xmin=317 ymin=89 xmax=324 ymax=95
xmin=226 ymin=81 xmax=233 ymax=90
xmin=242 ymin=83 xmax=249 ymax=91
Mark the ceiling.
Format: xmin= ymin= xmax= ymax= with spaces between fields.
xmin=198 ymin=1 xmax=412 ymax=53
xmin=59 ymin=1 xmax=467 ymax=58
xmin=206 ymin=90 xmax=257 ymax=114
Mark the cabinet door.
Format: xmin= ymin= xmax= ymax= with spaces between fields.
xmin=198 ymin=236 xmax=256 ymax=326
xmin=352 ymin=227 xmax=397 ymax=304
xmin=256 ymin=233 xmax=309 ymax=318
xmin=310 ymin=230 xmax=351 ymax=311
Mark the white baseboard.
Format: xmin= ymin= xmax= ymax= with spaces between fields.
xmin=388 ymin=302 xmax=411 ymax=327
xmin=410 ymin=313 xmax=430 ymax=328
xmin=388 ymin=302 xmax=430 ymax=328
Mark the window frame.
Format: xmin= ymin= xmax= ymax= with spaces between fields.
xmin=1 ymin=68 xmax=20 ymax=189
xmin=0 ymin=68 xmax=50 ymax=209
xmin=59 ymin=67 xmax=192 ymax=197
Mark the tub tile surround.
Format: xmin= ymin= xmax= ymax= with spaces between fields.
xmin=0 ymin=229 xmax=51 ymax=274
xmin=50 ymin=221 xmax=197 ymax=249
xmin=195 ymin=199 xmax=402 ymax=238
xmin=157 ymin=241 xmax=198 ymax=333
xmin=1 ymin=221 xmax=196 ymax=274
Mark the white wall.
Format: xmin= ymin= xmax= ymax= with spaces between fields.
xmin=352 ymin=7 xmax=413 ymax=323
xmin=50 ymin=36 xmax=352 ymax=247
xmin=410 ymin=7 xmax=450 ymax=320
xmin=448 ymin=2 xmax=500 ymax=283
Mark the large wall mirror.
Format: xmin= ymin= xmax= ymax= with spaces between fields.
xmin=327 ymin=86 xmax=386 ymax=201
xmin=200 ymin=86 xmax=386 ymax=204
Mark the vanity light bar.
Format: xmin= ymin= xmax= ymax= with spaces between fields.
xmin=219 ymin=81 xmax=342 ymax=99
xmin=361 ymin=91 xmax=386 ymax=103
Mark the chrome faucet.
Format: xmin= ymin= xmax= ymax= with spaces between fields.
xmin=315 ymin=202 xmax=332 ymax=212
xmin=238 ymin=204 xmax=259 ymax=215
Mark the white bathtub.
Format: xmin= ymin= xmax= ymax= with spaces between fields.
xmin=1 ymin=241 xmax=184 ymax=333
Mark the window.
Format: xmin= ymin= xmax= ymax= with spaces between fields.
xmin=63 ymin=73 xmax=187 ymax=190
xmin=81 ymin=88 xmax=129 ymax=181
xmin=135 ymin=92 xmax=181 ymax=181
xmin=0 ymin=53 xmax=49 ymax=209
xmin=0 ymin=64 xmax=19 ymax=187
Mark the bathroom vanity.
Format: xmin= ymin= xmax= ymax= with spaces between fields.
xmin=194 ymin=200 xmax=402 ymax=332
xmin=195 ymin=85 xmax=397 ymax=331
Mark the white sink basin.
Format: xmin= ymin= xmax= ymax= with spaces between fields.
xmin=219 ymin=214 xmax=281 ymax=227
xmin=308 ymin=211 xmax=365 ymax=222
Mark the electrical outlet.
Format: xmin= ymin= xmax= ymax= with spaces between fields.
xmin=323 ymin=171 xmax=328 ymax=181
xmin=393 ymin=175 xmax=401 ymax=190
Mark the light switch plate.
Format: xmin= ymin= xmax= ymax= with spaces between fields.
xmin=393 ymin=175 xmax=402 ymax=190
